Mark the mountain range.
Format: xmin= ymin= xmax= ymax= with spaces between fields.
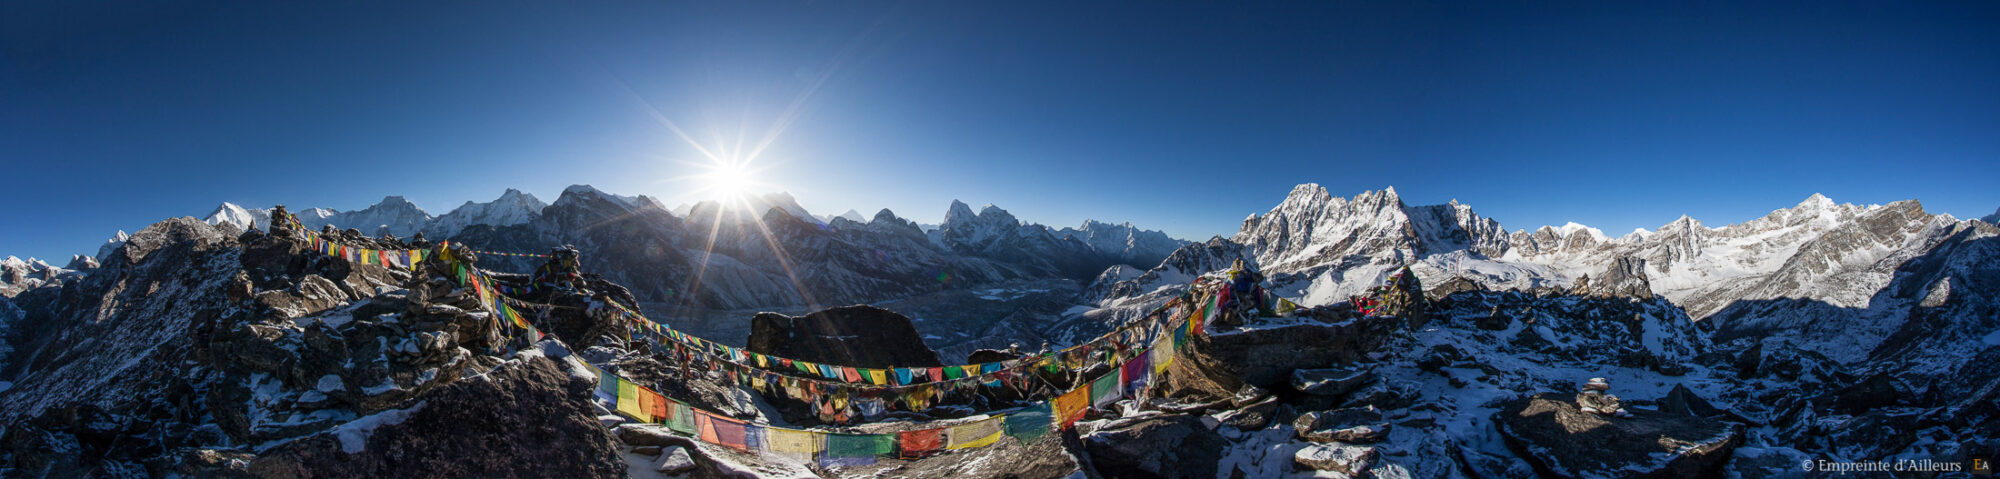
xmin=200 ymin=186 xmax=1188 ymax=312
xmin=3 ymin=183 xmax=1996 ymax=477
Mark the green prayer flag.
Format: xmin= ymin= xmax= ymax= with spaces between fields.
xmin=825 ymin=433 xmax=895 ymax=458
xmin=1006 ymin=403 xmax=1054 ymax=441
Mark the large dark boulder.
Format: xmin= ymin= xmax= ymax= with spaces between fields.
xmin=1084 ymin=415 xmax=1228 ymax=479
xmin=745 ymin=305 xmax=942 ymax=368
xmin=1160 ymin=315 xmax=1408 ymax=403
xmin=247 ymin=355 xmax=624 ymax=478
xmin=1494 ymin=393 xmax=1743 ymax=479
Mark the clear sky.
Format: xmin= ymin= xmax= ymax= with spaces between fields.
xmin=4 ymin=1 xmax=1997 ymax=262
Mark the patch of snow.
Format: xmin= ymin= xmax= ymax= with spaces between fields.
xmin=362 ymin=377 xmax=400 ymax=396
xmin=334 ymin=401 xmax=426 ymax=453
xmin=316 ymin=375 xmax=344 ymax=393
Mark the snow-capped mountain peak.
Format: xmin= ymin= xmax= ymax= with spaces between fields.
xmin=426 ymin=188 xmax=546 ymax=238
xmin=1558 ymin=222 xmax=1608 ymax=241
xmin=204 ymin=202 xmax=263 ymax=229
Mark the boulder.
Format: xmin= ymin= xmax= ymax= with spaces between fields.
xmin=1216 ymin=394 xmax=1281 ymax=430
xmin=1290 ymin=366 xmax=1376 ymax=398
xmin=1084 ymin=415 xmax=1228 ymax=479
xmin=1293 ymin=443 xmax=1377 ymax=474
xmin=745 ymin=305 xmax=942 ymax=368
xmin=1165 ymin=314 xmax=1399 ymax=398
xmin=248 ymin=355 xmax=625 ymax=478
xmin=1493 ymin=393 xmax=1743 ymax=479
xmin=1296 ymin=406 xmax=1390 ymax=444
xmin=654 ymin=446 xmax=696 ymax=474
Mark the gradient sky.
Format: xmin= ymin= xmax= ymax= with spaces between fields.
xmin=5 ymin=1 xmax=1997 ymax=262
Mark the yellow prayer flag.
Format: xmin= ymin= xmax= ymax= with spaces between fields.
xmin=946 ymin=417 xmax=1003 ymax=450
xmin=766 ymin=428 xmax=822 ymax=454
xmin=868 ymin=369 xmax=889 ymax=386
xmin=616 ymin=378 xmax=647 ymax=421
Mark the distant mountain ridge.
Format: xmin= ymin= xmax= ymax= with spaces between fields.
xmin=1095 ymin=183 xmax=1997 ymax=366
xmin=208 ymin=186 xmax=1186 ymax=311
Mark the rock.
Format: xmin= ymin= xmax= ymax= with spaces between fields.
xmin=1216 ymin=394 xmax=1280 ymax=430
xmin=1296 ymin=406 xmax=1390 ymax=444
xmin=1657 ymin=384 xmax=1730 ymax=419
xmin=744 ymin=305 xmax=942 ymax=368
xmin=1084 ymin=415 xmax=1227 ymax=479
xmin=248 ymin=355 xmax=625 ymax=478
xmin=654 ymin=446 xmax=696 ymax=474
xmin=630 ymin=445 xmax=661 ymax=456
xmin=1293 ymin=443 xmax=1377 ymax=474
xmin=1340 ymin=380 xmax=1419 ymax=411
xmin=966 ymin=347 xmax=1027 ymax=364
xmin=618 ymin=425 xmax=681 ymax=448
xmin=1166 ymin=314 xmax=1399 ymax=399
xmin=1831 ymin=372 xmax=1901 ymax=415
xmin=1494 ymin=393 xmax=1743 ymax=479
xmin=1586 ymin=255 xmax=1654 ymax=299
xmin=1290 ymin=365 xmax=1376 ymax=398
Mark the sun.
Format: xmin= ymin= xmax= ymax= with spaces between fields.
xmin=705 ymin=161 xmax=754 ymax=200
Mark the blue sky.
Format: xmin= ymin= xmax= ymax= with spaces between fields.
xmin=4 ymin=1 xmax=1996 ymax=262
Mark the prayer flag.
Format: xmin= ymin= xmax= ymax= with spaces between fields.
xmin=944 ymin=366 xmax=967 ymax=380
xmin=1055 ymin=387 xmax=1089 ymax=428
xmin=980 ymin=362 xmax=1003 ymax=388
xmin=841 ymin=367 xmax=863 ymax=383
xmin=893 ymin=368 xmax=914 ymax=385
xmin=616 ymin=378 xmax=646 ymax=420
xmin=824 ymin=433 xmax=894 ymax=459
xmin=666 ymin=400 xmax=695 ymax=434
xmin=632 ymin=387 xmax=657 ymax=423
xmin=1122 ymin=352 xmax=1150 ymax=395
xmin=1006 ymin=403 xmax=1054 ymax=441
xmin=896 ymin=428 xmax=944 ymax=459
xmin=1091 ymin=372 xmax=1121 ymax=409
xmin=946 ymin=417 xmax=1003 ymax=450
xmin=766 ymin=428 xmax=821 ymax=461
xmin=645 ymin=389 xmax=668 ymax=423
xmin=867 ymin=369 xmax=888 ymax=386
xmin=595 ymin=370 xmax=618 ymax=404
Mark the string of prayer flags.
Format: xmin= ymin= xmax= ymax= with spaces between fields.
xmin=896 ymin=428 xmax=945 ymax=459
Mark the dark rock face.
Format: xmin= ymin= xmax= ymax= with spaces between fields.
xmin=1494 ymin=393 xmax=1743 ymax=479
xmin=1083 ymin=415 xmax=1228 ymax=479
xmin=745 ymin=305 xmax=942 ymax=368
xmin=249 ymin=355 xmax=624 ymax=478
xmin=1586 ymin=255 xmax=1654 ymax=299
xmin=1195 ymin=316 xmax=1400 ymax=389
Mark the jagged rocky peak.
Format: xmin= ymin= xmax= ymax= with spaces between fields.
xmin=1981 ymin=206 xmax=2000 ymax=225
xmin=872 ymin=208 xmax=903 ymax=224
xmin=97 ymin=230 xmax=131 ymax=261
xmin=65 ymin=254 xmax=99 ymax=271
xmin=943 ymin=199 xmax=978 ymax=226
